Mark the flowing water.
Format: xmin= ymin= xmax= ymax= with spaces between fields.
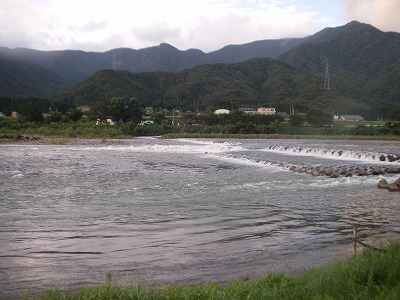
xmin=1 ymin=138 xmax=400 ymax=298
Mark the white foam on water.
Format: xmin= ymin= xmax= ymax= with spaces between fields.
xmin=262 ymin=146 xmax=397 ymax=164
xmin=76 ymin=139 xmax=245 ymax=155
xmin=209 ymin=153 xmax=285 ymax=172
xmin=274 ymin=174 xmax=385 ymax=191
xmin=11 ymin=172 xmax=24 ymax=178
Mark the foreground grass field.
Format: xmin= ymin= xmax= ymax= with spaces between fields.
xmin=24 ymin=241 xmax=400 ymax=300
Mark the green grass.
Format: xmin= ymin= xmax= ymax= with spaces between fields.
xmin=0 ymin=119 xmax=130 ymax=139
xmin=1 ymin=117 xmax=399 ymax=141
xmin=23 ymin=241 xmax=400 ymax=300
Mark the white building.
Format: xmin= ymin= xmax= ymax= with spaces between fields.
xmin=214 ymin=109 xmax=230 ymax=115
xmin=334 ymin=115 xmax=364 ymax=121
xmin=257 ymin=107 xmax=276 ymax=115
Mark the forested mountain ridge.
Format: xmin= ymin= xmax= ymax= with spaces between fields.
xmin=56 ymin=57 xmax=374 ymax=118
xmin=278 ymin=21 xmax=400 ymax=113
xmin=0 ymin=50 xmax=66 ymax=98
xmin=0 ymin=37 xmax=306 ymax=89
xmin=280 ymin=21 xmax=400 ymax=79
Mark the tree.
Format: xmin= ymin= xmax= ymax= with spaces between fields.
xmin=306 ymin=107 xmax=333 ymax=127
xmin=152 ymin=100 xmax=165 ymax=112
xmin=201 ymin=112 xmax=221 ymax=126
xmin=45 ymin=111 xmax=63 ymax=123
xmin=126 ymin=97 xmax=142 ymax=124
xmin=289 ymin=114 xmax=305 ymax=127
xmin=90 ymin=101 xmax=110 ymax=120
xmin=110 ymin=97 xmax=125 ymax=124
xmin=18 ymin=99 xmax=44 ymax=123
xmin=66 ymin=107 xmax=83 ymax=123
xmin=152 ymin=112 xmax=165 ymax=124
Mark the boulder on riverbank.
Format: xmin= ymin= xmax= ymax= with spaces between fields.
xmin=378 ymin=179 xmax=388 ymax=189
xmin=289 ymin=163 xmax=400 ymax=179
xmin=378 ymin=177 xmax=400 ymax=192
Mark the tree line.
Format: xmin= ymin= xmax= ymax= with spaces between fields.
xmin=0 ymin=96 xmax=335 ymax=128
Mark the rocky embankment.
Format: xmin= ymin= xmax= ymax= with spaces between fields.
xmin=267 ymin=146 xmax=400 ymax=190
xmin=288 ymin=164 xmax=400 ymax=178
xmin=0 ymin=134 xmax=42 ymax=141
xmin=378 ymin=178 xmax=400 ymax=192
xmin=288 ymin=163 xmax=400 ymax=192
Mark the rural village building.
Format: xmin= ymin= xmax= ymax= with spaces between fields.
xmin=334 ymin=114 xmax=364 ymax=121
xmin=239 ymin=107 xmax=276 ymax=115
xmin=214 ymin=109 xmax=230 ymax=115
xmin=215 ymin=107 xmax=278 ymax=115
xmin=257 ymin=107 xmax=276 ymax=115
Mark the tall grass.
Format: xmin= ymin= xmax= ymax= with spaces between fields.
xmin=23 ymin=241 xmax=400 ymax=300
xmin=0 ymin=122 xmax=129 ymax=139
xmin=1 ymin=117 xmax=399 ymax=140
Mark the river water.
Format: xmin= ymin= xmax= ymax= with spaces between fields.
xmin=1 ymin=138 xmax=400 ymax=298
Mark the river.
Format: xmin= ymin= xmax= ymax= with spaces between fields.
xmin=1 ymin=138 xmax=399 ymax=298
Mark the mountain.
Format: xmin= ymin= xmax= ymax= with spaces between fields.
xmin=0 ymin=37 xmax=306 ymax=92
xmin=0 ymin=47 xmax=108 ymax=87
xmin=56 ymin=58 xmax=372 ymax=117
xmin=0 ymin=50 xmax=66 ymax=98
xmin=278 ymin=21 xmax=400 ymax=116
xmin=206 ymin=38 xmax=306 ymax=63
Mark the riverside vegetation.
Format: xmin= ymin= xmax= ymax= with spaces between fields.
xmin=22 ymin=241 xmax=400 ymax=300
xmin=1 ymin=115 xmax=400 ymax=142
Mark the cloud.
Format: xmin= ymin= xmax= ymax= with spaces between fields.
xmin=133 ymin=23 xmax=181 ymax=45
xmin=82 ymin=21 xmax=108 ymax=33
xmin=0 ymin=0 xmax=369 ymax=52
xmin=342 ymin=0 xmax=400 ymax=32
xmin=178 ymin=1 xmax=321 ymax=52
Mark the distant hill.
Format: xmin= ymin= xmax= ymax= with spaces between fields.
xmin=278 ymin=21 xmax=400 ymax=117
xmin=0 ymin=37 xmax=306 ymax=91
xmin=0 ymin=50 xmax=66 ymax=98
xmin=56 ymin=58 xmax=373 ymax=117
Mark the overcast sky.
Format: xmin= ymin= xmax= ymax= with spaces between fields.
xmin=1 ymin=0 xmax=399 ymax=53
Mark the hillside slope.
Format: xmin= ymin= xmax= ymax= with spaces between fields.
xmin=0 ymin=50 xmax=66 ymax=98
xmin=278 ymin=21 xmax=400 ymax=116
xmin=0 ymin=38 xmax=306 ymax=90
xmin=56 ymin=58 xmax=372 ymax=116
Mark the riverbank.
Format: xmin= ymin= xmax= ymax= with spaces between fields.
xmin=0 ymin=135 xmax=130 ymax=145
xmin=162 ymin=132 xmax=400 ymax=140
xmin=1 ymin=133 xmax=400 ymax=145
xmin=22 ymin=241 xmax=400 ymax=300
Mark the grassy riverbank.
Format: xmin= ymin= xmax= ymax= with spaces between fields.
xmin=1 ymin=131 xmax=400 ymax=144
xmin=24 ymin=241 xmax=400 ymax=300
xmin=1 ymin=117 xmax=400 ymax=141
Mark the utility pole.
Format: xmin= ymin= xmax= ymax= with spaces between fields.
xmin=324 ymin=61 xmax=330 ymax=90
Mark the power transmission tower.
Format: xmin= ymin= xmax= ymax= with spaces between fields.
xmin=112 ymin=53 xmax=122 ymax=71
xmin=112 ymin=53 xmax=117 ymax=71
xmin=324 ymin=61 xmax=330 ymax=90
